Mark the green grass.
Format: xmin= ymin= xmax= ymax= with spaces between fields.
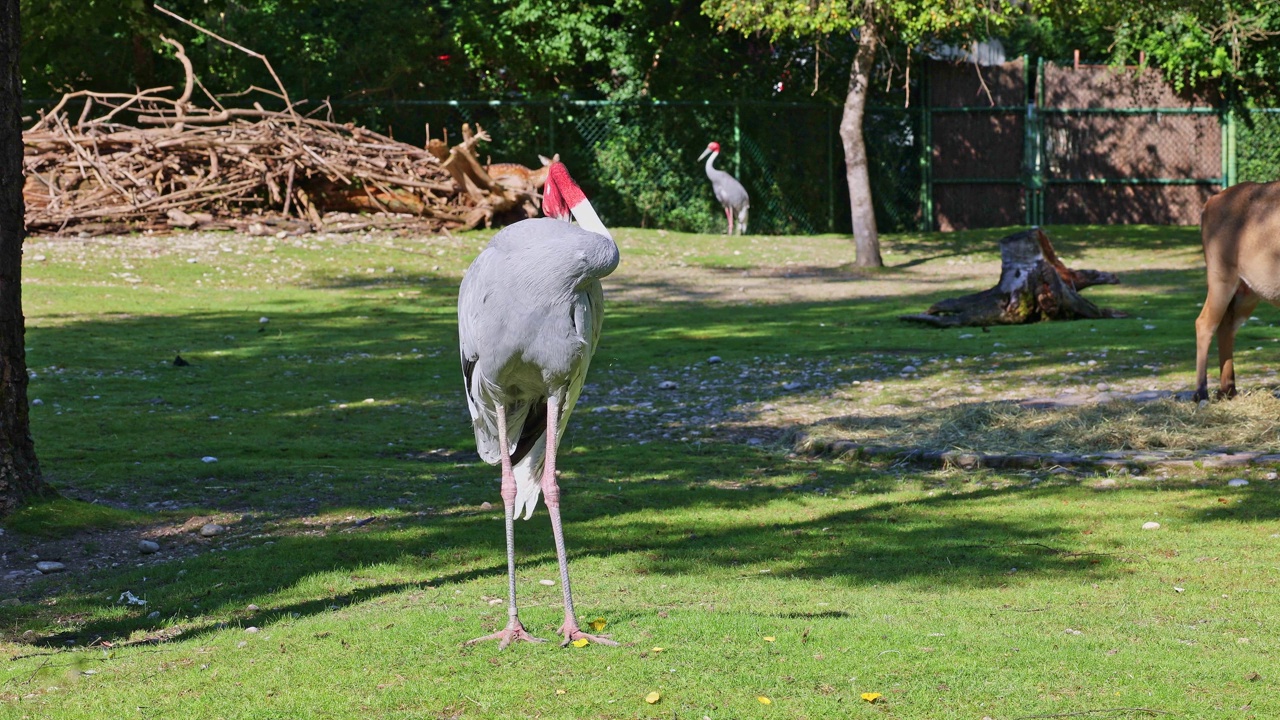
xmin=2 ymin=225 xmax=1278 ymax=719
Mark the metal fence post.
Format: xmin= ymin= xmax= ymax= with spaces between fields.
xmin=919 ymin=63 xmax=933 ymax=232
xmin=1223 ymin=107 xmax=1237 ymax=187
xmin=733 ymin=102 xmax=741 ymax=177
xmin=548 ymin=102 xmax=556 ymax=155
xmin=1023 ymin=56 xmax=1045 ymax=227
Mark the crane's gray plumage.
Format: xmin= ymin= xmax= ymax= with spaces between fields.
xmin=698 ymin=141 xmax=749 ymax=235
xmin=459 ymin=218 xmax=618 ymax=518
xmin=457 ymin=161 xmax=620 ymax=649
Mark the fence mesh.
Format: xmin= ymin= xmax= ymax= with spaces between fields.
xmin=1239 ymin=110 xmax=1280 ymax=184
xmin=331 ymin=99 xmax=920 ymax=235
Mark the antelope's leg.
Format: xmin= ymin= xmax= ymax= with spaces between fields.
xmin=465 ymin=404 xmax=546 ymax=649
xmin=1194 ymin=274 xmax=1240 ymax=401
xmin=1217 ymin=286 xmax=1261 ymax=398
xmin=542 ymin=393 xmax=617 ymax=647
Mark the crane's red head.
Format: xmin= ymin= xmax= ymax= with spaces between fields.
xmin=708 ymin=141 xmax=720 ymax=152
xmin=542 ymin=162 xmax=587 ymax=221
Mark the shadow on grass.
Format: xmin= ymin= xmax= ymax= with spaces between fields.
xmin=10 ymin=477 xmax=1124 ymax=651
xmin=16 ymin=468 xmax=1274 ymax=653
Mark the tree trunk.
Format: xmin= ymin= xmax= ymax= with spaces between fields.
xmin=899 ymin=228 xmax=1126 ymax=327
xmin=839 ymin=25 xmax=882 ymax=268
xmin=0 ymin=0 xmax=49 ymax=518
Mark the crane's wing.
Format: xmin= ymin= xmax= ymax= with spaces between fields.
xmin=457 ymin=246 xmax=557 ymax=468
xmin=713 ymin=173 xmax=749 ymax=209
xmin=458 ymin=249 xmax=507 ymax=465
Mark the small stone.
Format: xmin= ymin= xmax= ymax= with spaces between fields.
xmin=1227 ymin=478 xmax=1249 ymax=487
xmin=200 ymin=523 xmax=225 ymax=537
xmin=35 ymin=561 xmax=65 ymax=573
xmin=138 ymin=540 xmax=160 ymax=554
xmin=201 ymin=456 xmax=218 ymax=463
xmin=245 ymin=626 xmax=260 ymax=633
xmin=902 ymin=365 xmax=917 ymax=373
xmin=539 ymin=579 xmax=556 ymax=586
xmin=657 ymin=380 xmax=678 ymax=390
xmin=707 ymin=356 xmax=722 ymax=364
xmin=247 ymin=604 xmax=260 ymax=612
xmin=1267 ymin=472 xmax=1277 ymax=480
xmin=1095 ymin=383 xmax=1109 ymax=391
xmin=31 ymin=398 xmax=42 ymax=405
xmin=479 ymin=501 xmax=493 ymax=510
xmin=148 ymin=611 xmax=161 ymax=619
xmin=1142 ymin=521 xmax=1161 ymax=530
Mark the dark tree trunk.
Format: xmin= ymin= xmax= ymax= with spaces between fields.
xmin=839 ymin=25 xmax=882 ymax=268
xmin=0 ymin=0 xmax=49 ymax=517
xmin=900 ymin=228 xmax=1126 ymax=327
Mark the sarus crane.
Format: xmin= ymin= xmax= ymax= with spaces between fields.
xmin=698 ymin=141 xmax=750 ymax=235
xmin=457 ymin=161 xmax=620 ymax=649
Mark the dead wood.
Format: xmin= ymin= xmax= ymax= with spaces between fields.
xmin=900 ymin=228 xmax=1126 ymax=328
xmin=21 ymin=17 xmax=543 ymax=235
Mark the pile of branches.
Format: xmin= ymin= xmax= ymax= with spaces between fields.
xmin=22 ymin=27 xmax=543 ymax=236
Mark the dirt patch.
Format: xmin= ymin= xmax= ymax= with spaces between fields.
xmin=1 ymin=510 xmax=245 ymax=595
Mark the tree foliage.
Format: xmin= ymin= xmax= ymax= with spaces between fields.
xmin=1101 ymin=0 xmax=1280 ymax=103
xmin=18 ymin=1 xmax=809 ymax=104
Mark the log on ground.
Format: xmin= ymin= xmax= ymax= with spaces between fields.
xmin=900 ymin=227 xmax=1127 ymax=328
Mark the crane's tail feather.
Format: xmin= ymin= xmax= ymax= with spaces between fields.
xmin=513 ymin=443 xmax=545 ymax=520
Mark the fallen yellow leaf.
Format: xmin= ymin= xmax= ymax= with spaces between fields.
xmin=763 ymin=636 xmax=776 ymax=642
xmin=555 ymin=689 xmax=566 ymax=695
xmin=645 ymin=691 xmax=661 ymax=704
xmin=861 ymin=692 xmax=882 ymax=703
xmin=588 ymin=617 xmax=607 ymax=632
xmin=571 ymin=638 xmax=589 ymax=648
xmin=757 ymin=695 xmax=772 ymax=705
xmin=651 ymin=647 xmax=664 ymax=653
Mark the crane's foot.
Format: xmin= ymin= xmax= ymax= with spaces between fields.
xmin=465 ymin=619 xmax=547 ymax=650
xmin=560 ymin=622 xmax=619 ymax=647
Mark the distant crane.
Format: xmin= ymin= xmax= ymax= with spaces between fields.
xmin=698 ymin=141 xmax=750 ymax=235
xmin=457 ymin=161 xmax=620 ymax=649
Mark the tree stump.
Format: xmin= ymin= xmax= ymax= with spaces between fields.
xmin=900 ymin=228 xmax=1126 ymax=327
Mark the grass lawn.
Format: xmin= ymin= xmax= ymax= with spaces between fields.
xmin=1 ymin=224 xmax=1277 ymax=719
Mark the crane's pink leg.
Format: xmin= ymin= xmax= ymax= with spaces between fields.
xmin=725 ymin=206 xmax=733 ymax=235
xmin=465 ymin=404 xmax=546 ymax=649
xmin=542 ymin=394 xmax=618 ymax=647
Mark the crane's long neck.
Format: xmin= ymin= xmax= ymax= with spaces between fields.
xmin=703 ymin=150 xmax=720 ymax=178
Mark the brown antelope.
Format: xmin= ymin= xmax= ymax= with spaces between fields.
xmin=1193 ymin=180 xmax=1280 ymax=401
xmin=485 ymin=153 xmax=559 ymax=192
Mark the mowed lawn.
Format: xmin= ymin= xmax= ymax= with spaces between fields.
xmin=1 ymin=224 xmax=1277 ymax=719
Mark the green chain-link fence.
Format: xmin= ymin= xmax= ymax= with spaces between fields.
xmin=1238 ymin=109 xmax=1280 ymax=184
xmin=339 ymin=99 xmax=921 ymax=235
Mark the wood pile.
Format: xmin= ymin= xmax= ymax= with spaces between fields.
xmin=21 ymin=36 xmax=546 ymax=236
